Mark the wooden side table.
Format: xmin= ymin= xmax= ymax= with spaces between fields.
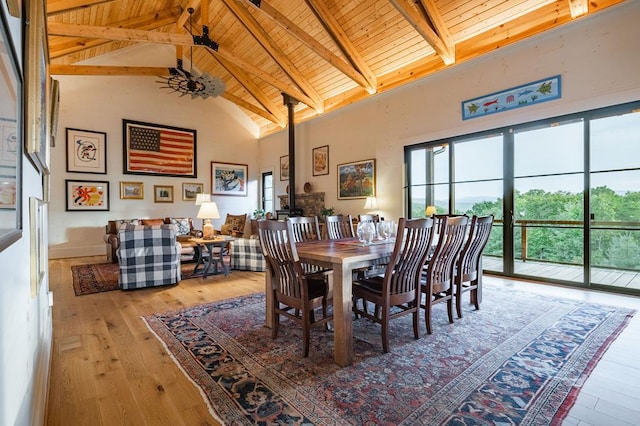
xmin=190 ymin=237 xmax=233 ymax=277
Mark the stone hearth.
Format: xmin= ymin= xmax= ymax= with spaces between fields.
xmin=278 ymin=192 xmax=325 ymax=217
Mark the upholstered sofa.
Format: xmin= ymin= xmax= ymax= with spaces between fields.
xmin=104 ymin=217 xmax=201 ymax=263
xmin=117 ymin=224 xmax=181 ymax=289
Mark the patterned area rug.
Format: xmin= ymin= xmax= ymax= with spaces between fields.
xmin=143 ymin=286 xmax=635 ymax=425
xmin=72 ymin=262 xmax=203 ymax=296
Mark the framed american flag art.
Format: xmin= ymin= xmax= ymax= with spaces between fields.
xmin=122 ymin=119 xmax=197 ymax=177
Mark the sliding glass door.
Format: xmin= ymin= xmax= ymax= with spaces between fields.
xmin=512 ymin=120 xmax=584 ymax=283
xmin=405 ymin=101 xmax=640 ymax=295
xmin=589 ymin=109 xmax=640 ymax=290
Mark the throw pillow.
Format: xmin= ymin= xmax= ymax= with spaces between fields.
xmin=141 ymin=219 xmax=164 ymax=226
xmin=170 ymin=218 xmax=191 ymax=235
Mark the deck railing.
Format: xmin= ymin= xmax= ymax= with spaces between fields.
xmin=491 ymin=219 xmax=640 ymax=271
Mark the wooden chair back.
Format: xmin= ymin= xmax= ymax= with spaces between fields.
xmin=287 ymin=216 xmax=321 ymax=242
xmin=457 ymin=215 xmax=494 ymax=282
xmin=426 ymin=215 xmax=470 ymax=294
xmin=257 ymin=219 xmax=333 ymax=357
xmin=382 ymin=218 xmax=435 ymax=306
xmin=325 ymin=215 xmax=355 ymax=239
xmin=358 ymin=214 xmax=379 ymax=223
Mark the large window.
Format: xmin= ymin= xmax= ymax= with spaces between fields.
xmin=405 ymin=101 xmax=640 ymax=294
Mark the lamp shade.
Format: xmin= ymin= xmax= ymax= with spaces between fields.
xmin=363 ymin=196 xmax=378 ymax=210
xmin=197 ymin=201 xmax=220 ymax=219
xmin=425 ymin=205 xmax=437 ymax=217
xmin=195 ymin=193 xmax=211 ymax=206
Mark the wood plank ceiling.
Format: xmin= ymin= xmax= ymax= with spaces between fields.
xmin=47 ymin=0 xmax=625 ymax=137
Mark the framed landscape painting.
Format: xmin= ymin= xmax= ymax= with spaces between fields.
xmin=154 ymin=185 xmax=174 ymax=203
xmin=120 ymin=181 xmax=143 ymax=200
xmin=211 ymin=161 xmax=247 ymax=196
xmin=65 ymin=180 xmax=109 ymax=211
xmin=337 ymin=159 xmax=375 ymax=199
xmin=66 ymin=128 xmax=107 ymax=174
xmin=280 ymin=155 xmax=289 ymax=181
xmin=182 ymin=182 xmax=203 ymax=201
xmin=313 ymin=145 xmax=329 ymax=176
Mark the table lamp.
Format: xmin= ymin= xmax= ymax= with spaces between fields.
xmin=197 ymin=201 xmax=220 ymax=239
xmin=425 ymin=205 xmax=437 ymax=217
xmin=363 ymin=196 xmax=378 ymax=212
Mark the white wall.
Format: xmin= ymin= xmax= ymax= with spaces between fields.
xmin=49 ymin=44 xmax=261 ymax=258
xmin=259 ymin=1 xmax=640 ymax=222
xmin=0 ymin=4 xmax=52 ymax=425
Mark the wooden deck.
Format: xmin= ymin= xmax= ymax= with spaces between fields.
xmin=482 ymin=256 xmax=640 ymax=291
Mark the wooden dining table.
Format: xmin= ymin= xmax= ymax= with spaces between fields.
xmin=264 ymin=237 xmax=396 ymax=367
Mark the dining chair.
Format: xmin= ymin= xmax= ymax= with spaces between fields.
xmin=358 ymin=214 xmax=380 ymax=223
xmin=287 ymin=216 xmax=321 ymax=242
xmin=420 ymin=215 xmax=469 ymax=334
xmin=352 ymin=217 xmax=435 ymax=353
xmin=325 ymin=215 xmax=355 ymax=239
xmin=257 ymin=220 xmax=334 ymax=357
xmin=455 ymin=215 xmax=494 ymax=318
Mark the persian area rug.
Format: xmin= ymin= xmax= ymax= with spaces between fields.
xmin=143 ymin=287 xmax=635 ymax=425
xmin=72 ymin=262 xmax=203 ymax=296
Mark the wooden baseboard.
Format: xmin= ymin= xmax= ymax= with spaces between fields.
xmin=31 ymin=305 xmax=53 ymax=425
xmin=49 ymin=244 xmax=104 ymax=259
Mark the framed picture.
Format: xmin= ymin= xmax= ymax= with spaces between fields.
xmin=337 ymin=159 xmax=376 ymax=199
xmin=280 ymin=155 xmax=289 ymax=181
xmin=65 ymin=180 xmax=109 ymax=211
xmin=24 ymin=0 xmax=49 ymax=174
xmin=0 ymin=9 xmax=23 ymax=253
xmin=66 ymin=128 xmax=107 ymax=174
xmin=50 ymin=78 xmax=60 ymax=147
xmin=182 ymin=182 xmax=204 ymax=201
xmin=120 ymin=181 xmax=143 ymax=200
xmin=123 ymin=119 xmax=197 ymax=177
xmin=154 ymin=185 xmax=174 ymax=203
xmin=211 ymin=161 xmax=247 ymax=196
xmin=312 ymin=145 xmax=329 ymax=176
xmin=462 ymin=75 xmax=561 ymax=120
xmin=30 ymin=197 xmax=45 ymax=297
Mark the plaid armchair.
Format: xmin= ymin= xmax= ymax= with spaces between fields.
xmin=117 ymin=224 xmax=181 ymax=290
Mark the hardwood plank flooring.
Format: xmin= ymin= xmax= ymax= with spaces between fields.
xmin=46 ymin=256 xmax=640 ymax=425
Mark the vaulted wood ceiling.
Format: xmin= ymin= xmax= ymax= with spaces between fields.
xmin=47 ymin=0 xmax=625 ymax=136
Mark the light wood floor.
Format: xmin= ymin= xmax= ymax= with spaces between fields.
xmin=46 ymin=256 xmax=640 ymax=425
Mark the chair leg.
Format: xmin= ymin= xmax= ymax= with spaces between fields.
xmin=412 ymin=309 xmax=420 ymax=340
xmin=456 ymin=281 xmax=464 ymax=319
xmin=302 ymin=309 xmax=311 ymax=358
xmin=471 ymin=278 xmax=480 ymax=310
xmin=381 ymin=310 xmax=389 ymax=353
xmin=272 ymin=310 xmax=280 ymax=339
xmin=447 ymin=291 xmax=454 ymax=324
xmin=425 ymin=294 xmax=433 ymax=335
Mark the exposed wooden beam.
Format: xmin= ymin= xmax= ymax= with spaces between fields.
xmin=220 ymin=0 xmax=323 ymax=112
xmin=50 ymin=21 xmax=317 ymax=109
xmin=213 ymin=53 xmax=286 ymax=127
xmin=176 ymin=0 xmax=202 ymax=29
xmin=47 ymin=0 xmax=114 ymax=16
xmin=418 ymin=0 xmax=455 ymax=64
xmin=49 ymin=64 xmax=167 ymax=75
xmin=222 ymin=92 xmax=284 ymax=126
xmin=242 ymin=0 xmax=375 ymax=94
xmin=568 ymin=0 xmax=589 ymax=18
xmin=389 ymin=0 xmax=454 ymax=65
xmin=48 ymin=9 xmax=179 ymax=59
xmin=48 ymin=22 xmax=196 ymax=44
xmin=304 ymin=0 xmax=377 ymax=94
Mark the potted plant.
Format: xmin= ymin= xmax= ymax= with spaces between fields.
xmin=320 ymin=206 xmax=335 ymax=221
xmin=253 ymin=208 xmax=265 ymax=220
